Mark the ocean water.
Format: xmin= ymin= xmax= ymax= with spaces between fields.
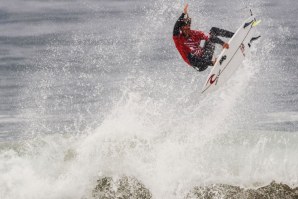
xmin=0 ymin=0 xmax=297 ymax=198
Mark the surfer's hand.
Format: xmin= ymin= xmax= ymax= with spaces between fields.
xmin=223 ymin=42 xmax=229 ymax=49
xmin=183 ymin=4 xmax=188 ymax=14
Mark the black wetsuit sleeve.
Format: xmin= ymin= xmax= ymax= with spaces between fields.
xmin=209 ymin=36 xmax=224 ymax=46
xmin=173 ymin=13 xmax=185 ymax=36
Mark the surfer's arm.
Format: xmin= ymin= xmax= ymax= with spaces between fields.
xmin=173 ymin=13 xmax=186 ymax=36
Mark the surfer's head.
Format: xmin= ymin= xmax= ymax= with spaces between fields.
xmin=181 ymin=17 xmax=191 ymax=37
xmin=182 ymin=17 xmax=191 ymax=27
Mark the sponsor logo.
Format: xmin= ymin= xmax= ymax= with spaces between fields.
xmin=240 ymin=43 xmax=245 ymax=56
xmin=207 ymin=69 xmax=221 ymax=86
xmin=219 ymin=55 xmax=227 ymax=65
xmin=208 ymin=74 xmax=217 ymax=85
xmin=244 ymin=20 xmax=253 ymax=28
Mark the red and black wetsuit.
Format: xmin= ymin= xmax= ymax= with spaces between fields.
xmin=173 ymin=13 xmax=234 ymax=71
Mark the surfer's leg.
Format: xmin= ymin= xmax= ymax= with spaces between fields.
xmin=187 ymin=54 xmax=209 ymax=72
xmin=202 ymin=40 xmax=215 ymax=61
xmin=210 ymin=27 xmax=234 ymax=38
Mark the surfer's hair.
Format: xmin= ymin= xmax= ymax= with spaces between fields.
xmin=181 ymin=17 xmax=191 ymax=27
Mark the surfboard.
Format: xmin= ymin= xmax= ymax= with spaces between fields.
xmin=201 ymin=16 xmax=260 ymax=94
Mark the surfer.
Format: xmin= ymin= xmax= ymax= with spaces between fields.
xmin=173 ymin=4 xmax=234 ymax=71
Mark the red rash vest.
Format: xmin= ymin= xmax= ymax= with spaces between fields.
xmin=173 ymin=30 xmax=209 ymax=65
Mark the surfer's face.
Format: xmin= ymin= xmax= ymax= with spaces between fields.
xmin=181 ymin=25 xmax=191 ymax=36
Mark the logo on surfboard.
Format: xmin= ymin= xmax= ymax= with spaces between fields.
xmin=219 ymin=55 xmax=227 ymax=65
xmin=207 ymin=69 xmax=222 ymax=86
xmin=208 ymin=74 xmax=217 ymax=85
xmin=240 ymin=43 xmax=245 ymax=56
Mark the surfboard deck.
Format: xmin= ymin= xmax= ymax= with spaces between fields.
xmin=201 ymin=16 xmax=260 ymax=94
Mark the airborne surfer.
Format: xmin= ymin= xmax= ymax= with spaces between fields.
xmin=173 ymin=4 xmax=234 ymax=71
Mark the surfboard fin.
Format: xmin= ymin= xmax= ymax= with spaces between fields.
xmin=248 ymin=36 xmax=261 ymax=47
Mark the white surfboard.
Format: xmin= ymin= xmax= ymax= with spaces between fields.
xmin=201 ymin=16 xmax=260 ymax=94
